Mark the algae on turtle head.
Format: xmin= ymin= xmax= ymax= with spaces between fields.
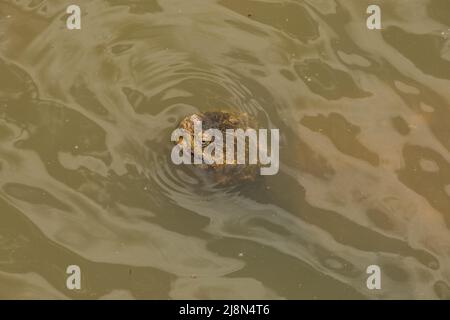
xmin=172 ymin=111 xmax=279 ymax=186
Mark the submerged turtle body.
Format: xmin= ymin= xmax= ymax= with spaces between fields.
xmin=176 ymin=111 xmax=259 ymax=186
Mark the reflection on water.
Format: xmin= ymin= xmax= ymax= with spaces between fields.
xmin=0 ymin=0 xmax=449 ymax=299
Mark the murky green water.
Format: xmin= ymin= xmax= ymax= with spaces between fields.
xmin=0 ymin=0 xmax=449 ymax=299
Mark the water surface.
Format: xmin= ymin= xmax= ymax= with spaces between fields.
xmin=0 ymin=0 xmax=450 ymax=299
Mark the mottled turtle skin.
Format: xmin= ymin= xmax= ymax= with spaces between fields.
xmin=176 ymin=111 xmax=260 ymax=186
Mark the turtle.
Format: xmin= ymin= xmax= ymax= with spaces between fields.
xmin=175 ymin=111 xmax=260 ymax=186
